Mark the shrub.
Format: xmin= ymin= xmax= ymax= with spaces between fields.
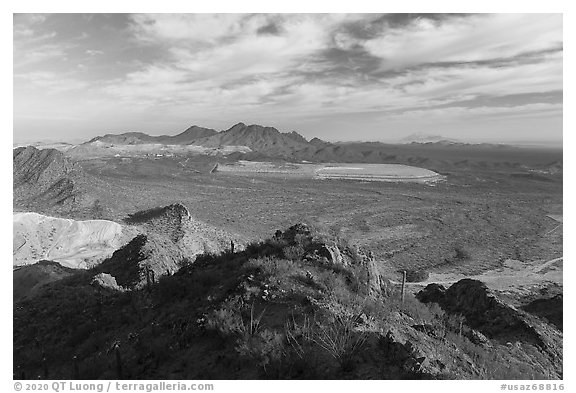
xmin=205 ymin=307 xmax=243 ymax=336
xmin=312 ymin=314 xmax=367 ymax=372
xmin=285 ymin=315 xmax=315 ymax=360
xmin=239 ymin=303 xmax=266 ymax=337
xmin=235 ymin=329 xmax=285 ymax=372
xmin=283 ymin=245 xmax=306 ymax=261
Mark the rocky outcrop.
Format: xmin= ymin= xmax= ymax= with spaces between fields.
xmin=522 ymin=294 xmax=563 ymax=331
xmin=97 ymin=234 xmax=183 ymax=289
xmin=415 ymin=283 xmax=446 ymax=304
xmin=317 ymin=244 xmax=344 ymax=266
xmin=275 ymin=223 xmax=312 ymax=243
xmin=102 ymin=204 xmax=242 ymax=289
xmin=416 ymin=279 xmax=563 ymax=355
xmin=275 ymin=223 xmax=387 ymax=298
xmin=125 ymin=203 xmax=191 ymax=242
xmin=91 ymin=273 xmax=125 ymax=292
xmin=378 ymin=328 xmax=440 ymax=375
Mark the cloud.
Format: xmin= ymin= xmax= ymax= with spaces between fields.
xmin=129 ymin=13 xmax=247 ymax=44
xmin=363 ymin=14 xmax=562 ymax=70
xmin=14 ymin=71 xmax=89 ymax=93
xmin=104 ymin=14 xmax=344 ymax=108
xmin=13 ymin=15 xmax=66 ymax=69
xmin=13 ymin=13 xmax=563 ymax=143
xmin=384 ymin=102 xmax=562 ymax=122
xmin=85 ymin=49 xmax=104 ymax=56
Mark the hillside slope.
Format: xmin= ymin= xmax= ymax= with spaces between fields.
xmin=13 ymin=212 xmax=127 ymax=269
xmin=97 ymin=203 xmax=244 ymax=289
xmin=13 ymin=261 xmax=77 ymax=302
xmin=13 ymin=146 xmax=105 ymax=217
xmin=13 ymin=223 xmax=562 ymax=380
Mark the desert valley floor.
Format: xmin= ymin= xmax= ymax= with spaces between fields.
xmin=13 ymin=131 xmax=563 ymax=380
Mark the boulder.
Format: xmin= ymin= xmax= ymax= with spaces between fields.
xmin=91 ymin=273 xmax=125 ymax=292
xmin=416 ymin=283 xmax=446 ymax=304
xmin=317 ymin=244 xmax=344 ymax=266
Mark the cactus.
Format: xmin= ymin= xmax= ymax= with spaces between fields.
xmin=401 ymin=271 xmax=407 ymax=303
xmin=42 ymin=354 xmax=48 ymax=379
xmin=73 ymin=355 xmax=79 ymax=379
xmin=115 ymin=346 xmax=123 ymax=379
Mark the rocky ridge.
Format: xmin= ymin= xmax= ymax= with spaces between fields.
xmin=13 ymin=146 xmax=103 ymax=217
xmin=97 ymin=203 xmax=243 ymax=289
xmin=13 ymin=221 xmax=563 ymax=379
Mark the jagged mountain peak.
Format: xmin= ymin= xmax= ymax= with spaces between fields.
xmin=284 ymin=131 xmax=309 ymax=144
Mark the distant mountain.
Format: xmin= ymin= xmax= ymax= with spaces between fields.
xmin=400 ymin=133 xmax=460 ymax=144
xmin=156 ymin=125 xmax=218 ymax=144
xmin=78 ymin=123 xmax=562 ymax=172
xmin=86 ymin=123 xmax=319 ymax=159
xmin=89 ymin=126 xmax=219 ymax=145
xmin=309 ymin=137 xmax=330 ymax=147
xmin=88 ymin=132 xmax=159 ymax=145
xmin=189 ymin=123 xmax=311 ymax=155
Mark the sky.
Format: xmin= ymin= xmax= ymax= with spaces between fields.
xmin=13 ymin=13 xmax=563 ymax=145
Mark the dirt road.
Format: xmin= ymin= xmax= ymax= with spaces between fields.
xmin=390 ymin=256 xmax=563 ymax=296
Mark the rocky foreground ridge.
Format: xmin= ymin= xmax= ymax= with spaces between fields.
xmin=14 ymin=203 xmax=243 ymax=295
xmin=14 ymin=222 xmax=562 ymax=380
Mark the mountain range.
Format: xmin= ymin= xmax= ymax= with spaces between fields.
xmin=90 ymin=123 xmax=319 ymax=154
xmin=52 ymin=122 xmax=562 ymax=173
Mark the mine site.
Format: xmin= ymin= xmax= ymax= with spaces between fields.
xmin=13 ymin=13 xmax=563 ymax=383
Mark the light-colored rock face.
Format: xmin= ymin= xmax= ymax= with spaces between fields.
xmin=13 ymin=212 xmax=125 ymax=269
xmin=92 ymin=273 xmax=125 ymax=292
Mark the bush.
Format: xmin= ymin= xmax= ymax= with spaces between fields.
xmin=312 ymin=314 xmax=367 ymax=372
xmin=205 ymin=307 xmax=244 ymax=336
xmin=283 ymin=245 xmax=306 ymax=261
xmin=235 ymin=329 xmax=285 ymax=372
xmin=284 ymin=311 xmax=366 ymax=373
